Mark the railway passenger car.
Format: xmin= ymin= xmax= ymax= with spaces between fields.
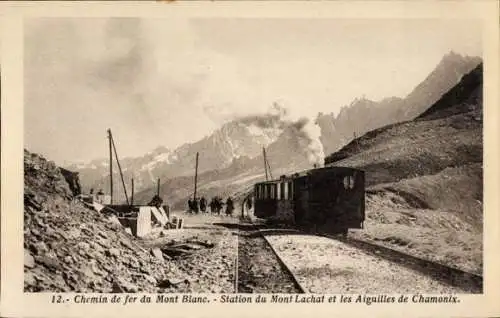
xmin=253 ymin=166 xmax=365 ymax=235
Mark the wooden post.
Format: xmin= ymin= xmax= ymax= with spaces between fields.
xmin=131 ymin=178 xmax=134 ymax=206
xmin=266 ymin=152 xmax=273 ymax=180
xmin=107 ymin=129 xmax=114 ymax=205
xmin=263 ymin=147 xmax=269 ymax=181
xmin=193 ymin=152 xmax=199 ymax=200
xmin=109 ymin=131 xmax=130 ymax=205
xmin=157 ymin=178 xmax=160 ymax=197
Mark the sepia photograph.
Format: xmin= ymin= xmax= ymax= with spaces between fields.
xmin=21 ymin=15 xmax=486 ymax=297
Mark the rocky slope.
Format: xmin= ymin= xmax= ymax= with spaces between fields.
xmin=324 ymin=63 xmax=483 ymax=274
xmin=23 ymin=150 xmax=207 ymax=292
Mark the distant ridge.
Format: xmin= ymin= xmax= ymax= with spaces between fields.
xmin=317 ymin=52 xmax=482 ymax=156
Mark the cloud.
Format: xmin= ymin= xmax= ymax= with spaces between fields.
xmin=24 ymin=17 xmax=482 ymax=164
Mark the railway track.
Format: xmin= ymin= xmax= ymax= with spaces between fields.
xmin=251 ymin=221 xmax=482 ymax=293
xmin=340 ymin=236 xmax=483 ymax=293
xmin=235 ymin=221 xmax=306 ymax=293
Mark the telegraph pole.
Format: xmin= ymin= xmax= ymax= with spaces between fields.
xmin=107 ymin=129 xmax=114 ymax=204
xmin=266 ymin=153 xmax=273 ymax=180
xmin=263 ymin=147 xmax=269 ymax=181
xmin=131 ymin=178 xmax=134 ymax=206
xmin=193 ymin=152 xmax=199 ymax=200
xmin=109 ymin=129 xmax=130 ymax=205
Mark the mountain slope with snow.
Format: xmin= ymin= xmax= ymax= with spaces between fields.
xmin=66 ymin=119 xmax=283 ymax=199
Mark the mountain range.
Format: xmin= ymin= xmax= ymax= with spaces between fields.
xmin=67 ymin=120 xmax=283 ymax=196
xmin=316 ymin=51 xmax=481 ymax=155
xmin=66 ymin=51 xmax=482 ymax=206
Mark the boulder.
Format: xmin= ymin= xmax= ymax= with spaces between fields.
xmin=24 ymin=249 xmax=35 ymax=269
xmin=150 ymin=248 xmax=164 ymax=262
xmin=111 ymin=277 xmax=138 ymax=293
xmin=106 ymin=248 xmax=120 ymax=258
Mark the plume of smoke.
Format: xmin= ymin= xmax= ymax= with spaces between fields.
xmin=235 ymin=102 xmax=325 ymax=166
xmin=238 ymin=102 xmax=290 ymax=130
xmin=286 ymin=117 xmax=325 ymax=166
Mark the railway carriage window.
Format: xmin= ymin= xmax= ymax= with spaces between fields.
xmin=342 ymin=176 xmax=356 ymax=190
xmin=284 ymin=182 xmax=289 ymax=200
xmin=270 ymin=184 xmax=274 ymax=199
xmin=280 ymin=182 xmax=285 ymax=200
xmin=277 ymin=183 xmax=281 ymax=200
xmin=289 ymin=181 xmax=294 ymax=199
xmin=343 ymin=176 xmax=349 ymax=190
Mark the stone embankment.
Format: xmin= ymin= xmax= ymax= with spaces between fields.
xmin=24 ymin=150 xmax=235 ymax=293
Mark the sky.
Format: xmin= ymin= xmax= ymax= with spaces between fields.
xmin=24 ymin=18 xmax=482 ymax=165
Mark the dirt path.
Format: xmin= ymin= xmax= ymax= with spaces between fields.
xmin=143 ymin=213 xmax=238 ymax=293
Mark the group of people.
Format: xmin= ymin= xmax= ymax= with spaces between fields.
xmin=187 ymin=196 xmax=234 ymax=216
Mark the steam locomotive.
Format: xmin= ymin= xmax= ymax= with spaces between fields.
xmin=253 ymin=166 xmax=365 ymax=235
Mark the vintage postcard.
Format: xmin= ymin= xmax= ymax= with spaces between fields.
xmin=1 ymin=1 xmax=499 ymax=317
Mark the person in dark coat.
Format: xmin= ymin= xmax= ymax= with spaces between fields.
xmin=209 ymin=198 xmax=216 ymax=214
xmin=216 ymin=197 xmax=223 ymax=215
xmin=192 ymin=198 xmax=199 ymax=214
xmin=246 ymin=195 xmax=252 ymax=210
xmin=188 ymin=199 xmax=193 ymax=213
xmin=200 ymin=197 xmax=207 ymax=213
xmin=225 ymin=197 xmax=234 ymax=216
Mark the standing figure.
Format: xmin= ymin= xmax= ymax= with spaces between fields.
xmin=225 ymin=197 xmax=234 ymax=216
xmin=192 ymin=198 xmax=199 ymax=214
xmin=209 ymin=198 xmax=216 ymax=214
xmin=246 ymin=195 xmax=253 ymax=210
xmin=187 ymin=199 xmax=193 ymax=213
xmin=216 ymin=197 xmax=223 ymax=215
xmin=200 ymin=197 xmax=207 ymax=214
